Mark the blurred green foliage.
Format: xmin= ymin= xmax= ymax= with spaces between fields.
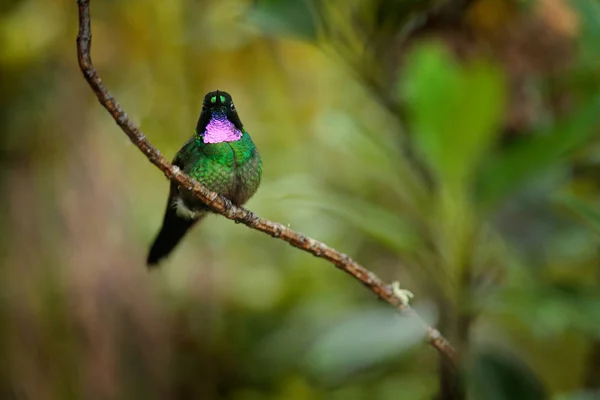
xmin=1 ymin=0 xmax=600 ymax=399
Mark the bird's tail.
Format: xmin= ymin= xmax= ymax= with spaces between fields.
xmin=147 ymin=204 xmax=200 ymax=267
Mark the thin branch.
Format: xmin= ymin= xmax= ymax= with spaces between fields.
xmin=75 ymin=0 xmax=457 ymax=365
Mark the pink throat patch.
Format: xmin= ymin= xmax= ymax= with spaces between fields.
xmin=203 ymin=117 xmax=243 ymax=144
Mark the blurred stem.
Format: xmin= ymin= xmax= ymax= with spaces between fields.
xmin=434 ymin=280 xmax=471 ymax=400
xmin=435 ymin=260 xmax=470 ymax=400
xmin=436 ymin=296 xmax=466 ymax=400
xmin=76 ymin=0 xmax=458 ymax=366
xmin=584 ymin=341 xmax=600 ymax=389
xmin=583 ymin=247 xmax=600 ymax=389
xmin=433 ymin=186 xmax=479 ymax=400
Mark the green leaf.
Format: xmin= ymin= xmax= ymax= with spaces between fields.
xmin=476 ymin=93 xmax=600 ymax=208
xmin=400 ymin=42 xmax=506 ymax=192
xmin=305 ymin=193 xmax=420 ymax=255
xmin=556 ymin=194 xmax=600 ymax=236
xmin=248 ymin=0 xmax=318 ymax=40
xmin=573 ymin=0 xmax=600 ymax=68
xmin=470 ymin=348 xmax=547 ymax=400
xmin=305 ymin=307 xmax=429 ymax=383
xmin=555 ymin=391 xmax=600 ymax=400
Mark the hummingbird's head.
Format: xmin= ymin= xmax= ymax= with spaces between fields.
xmin=195 ymin=90 xmax=244 ymax=144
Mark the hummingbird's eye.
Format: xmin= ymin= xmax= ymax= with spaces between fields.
xmin=229 ymin=103 xmax=236 ymax=112
xmin=202 ymin=104 xmax=207 ymax=112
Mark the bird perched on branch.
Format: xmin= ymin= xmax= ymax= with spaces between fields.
xmin=147 ymin=90 xmax=262 ymax=267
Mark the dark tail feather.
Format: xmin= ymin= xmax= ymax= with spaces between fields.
xmin=147 ymin=207 xmax=198 ymax=268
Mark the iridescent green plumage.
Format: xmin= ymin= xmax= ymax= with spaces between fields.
xmin=147 ymin=91 xmax=262 ymax=267
xmin=176 ymin=132 xmax=262 ymax=209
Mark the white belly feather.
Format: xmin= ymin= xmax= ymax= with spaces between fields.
xmin=173 ymin=197 xmax=203 ymax=220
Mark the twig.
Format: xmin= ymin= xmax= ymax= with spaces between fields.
xmin=75 ymin=0 xmax=457 ymax=366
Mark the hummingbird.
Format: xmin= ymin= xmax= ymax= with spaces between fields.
xmin=147 ymin=90 xmax=262 ymax=267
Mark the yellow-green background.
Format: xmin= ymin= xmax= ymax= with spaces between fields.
xmin=1 ymin=0 xmax=600 ymax=399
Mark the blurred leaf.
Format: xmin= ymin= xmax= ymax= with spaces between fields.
xmin=311 ymin=110 xmax=428 ymax=222
xmin=248 ymin=0 xmax=318 ymax=40
xmin=492 ymin=275 xmax=600 ymax=337
xmin=305 ymin=193 xmax=420 ymax=255
xmin=305 ymin=307 xmax=430 ymax=383
xmin=470 ymin=348 xmax=547 ymax=400
xmin=555 ymin=390 xmax=600 ymax=400
xmin=556 ymin=193 xmax=600 ymax=236
xmin=477 ymin=93 xmax=600 ymax=208
xmin=573 ymin=0 xmax=600 ymax=68
xmin=314 ymin=111 xmax=418 ymax=194
xmin=400 ymin=42 xmax=505 ymax=192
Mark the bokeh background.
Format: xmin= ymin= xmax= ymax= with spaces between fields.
xmin=1 ymin=0 xmax=600 ymax=398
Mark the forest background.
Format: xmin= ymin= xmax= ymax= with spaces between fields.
xmin=2 ymin=0 xmax=600 ymax=399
